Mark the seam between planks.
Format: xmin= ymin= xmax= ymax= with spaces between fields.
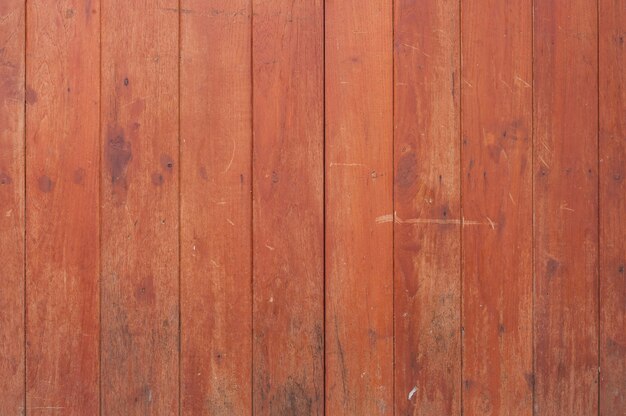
xmin=177 ymin=1 xmax=182 ymax=415
xmin=23 ymin=1 xmax=28 ymax=414
xmin=458 ymin=0 xmax=464 ymax=414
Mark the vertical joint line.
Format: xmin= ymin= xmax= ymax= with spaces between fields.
xmin=98 ymin=0 xmax=103 ymax=414
xmin=23 ymin=1 xmax=28 ymax=413
xmin=458 ymin=0 xmax=464 ymax=414
xmin=177 ymin=2 xmax=182 ymax=415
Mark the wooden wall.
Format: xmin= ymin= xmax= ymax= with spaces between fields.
xmin=0 ymin=0 xmax=623 ymax=414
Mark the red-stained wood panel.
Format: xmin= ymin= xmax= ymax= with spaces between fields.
xmin=393 ymin=0 xmax=461 ymax=414
xmin=180 ymin=1 xmax=252 ymax=414
xmin=25 ymin=1 xmax=100 ymax=414
xmin=0 ymin=1 xmax=24 ymax=413
xmin=100 ymin=1 xmax=179 ymax=413
xmin=599 ymin=0 xmax=625 ymax=413
xmin=534 ymin=0 xmax=599 ymax=414
xmin=252 ymin=0 xmax=324 ymax=414
xmin=325 ymin=0 xmax=393 ymax=413
xmin=461 ymin=0 xmax=533 ymax=414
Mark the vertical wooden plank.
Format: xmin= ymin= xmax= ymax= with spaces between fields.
xmin=325 ymin=0 xmax=393 ymax=414
xmin=100 ymin=1 xmax=179 ymax=413
xmin=393 ymin=0 xmax=461 ymax=414
xmin=25 ymin=1 xmax=100 ymax=413
xmin=0 ymin=1 xmax=24 ymax=413
xmin=180 ymin=1 xmax=252 ymax=414
xmin=252 ymin=0 xmax=324 ymax=414
xmin=599 ymin=0 xmax=625 ymax=413
xmin=461 ymin=0 xmax=533 ymax=414
xmin=534 ymin=0 xmax=599 ymax=414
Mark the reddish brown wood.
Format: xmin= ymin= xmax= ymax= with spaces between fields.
xmin=534 ymin=0 xmax=599 ymax=414
xmin=100 ymin=1 xmax=179 ymax=413
xmin=25 ymin=1 xmax=100 ymax=413
xmin=180 ymin=1 xmax=252 ymax=414
xmin=394 ymin=0 xmax=461 ymax=414
xmin=461 ymin=0 xmax=533 ymax=414
xmin=599 ymin=0 xmax=625 ymax=413
xmin=325 ymin=0 xmax=394 ymax=413
xmin=0 ymin=1 xmax=25 ymax=414
xmin=252 ymin=0 xmax=324 ymax=414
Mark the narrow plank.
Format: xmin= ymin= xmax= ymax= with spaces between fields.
xmin=100 ymin=1 xmax=179 ymax=413
xmin=0 ymin=1 xmax=25 ymax=413
xmin=25 ymin=1 xmax=100 ymax=413
xmin=461 ymin=0 xmax=533 ymax=414
xmin=534 ymin=0 xmax=599 ymax=413
xmin=325 ymin=0 xmax=394 ymax=413
xmin=252 ymin=0 xmax=324 ymax=414
xmin=393 ymin=0 xmax=461 ymax=414
xmin=180 ymin=1 xmax=252 ymax=414
xmin=599 ymin=0 xmax=626 ymax=413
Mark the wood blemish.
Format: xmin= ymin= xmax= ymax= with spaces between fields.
xmin=0 ymin=172 xmax=12 ymax=185
xmin=160 ymin=154 xmax=174 ymax=171
xmin=106 ymin=127 xmax=132 ymax=189
xmin=151 ymin=172 xmax=164 ymax=186
xmin=396 ymin=151 xmax=417 ymax=188
xmin=73 ymin=168 xmax=85 ymax=184
xmin=38 ymin=175 xmax=54 ymax=193
xmin=25 ymin=87 xmax=38 ymax=104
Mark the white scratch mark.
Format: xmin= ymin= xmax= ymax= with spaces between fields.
xmin=376 ymin=213 xmax=497 ymax=227
xmin=463 ymin=79 xmax=473 ymax=88
xmin=210 ymin=260 xmax=219 ymax=267
xmin=265 ymin=244 xmax=275 ymax=251
xmin=538 ymin=155 xmax=550 ymax=168
xmin=5 ymin=209 xmax=12 ymax=217
xmin=408 ymin=386 xmax=418 ymax=400
xmin=375 ymin=214 xmax=394 ymax=224
xmin=514 ymin=75 xmax=531 ymax=88
xmin=329 ymin=162 xmax=364 ymax=168
xmin=560 ymin=202 xmax=575 ymax=212
xmin=499 ymin=78 xmax=513 ymax=91
xmin=222 ymin=139 xmax=236 ymax=173
xmin=226 ymin=218 xmax=235 ymax=226
xmin=509 ymin=192 xmax=516 ymax=205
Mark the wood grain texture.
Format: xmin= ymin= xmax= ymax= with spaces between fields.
xmin=25 ymin=1 xmax=100 ymax=414
xmin=325 ymin=0 xmax=393 ymax=414
xmin=100 ymin=1 xmax=179 ymax=413
xmin=393 ymin=0 xmax=461 ymax=414
xmin=599 ymin=0 xmax=625 ymax=413
xmin=180 ymin=1 xmax=252 ymax=414
xmin=534 ymin=0 xmax=599 ymax=414
xmin=461 ymin=0 xmax=533 ymax=414
xmin=0 ymin=1 xmax=24 ymax=414
xmin=252 ymin=0 xmax=324 ymax=414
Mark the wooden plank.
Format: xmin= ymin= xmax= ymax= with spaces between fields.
xmin=325 ymin=0 xmax=393 ymax=413
xmin=25 ymin=1 xmax=100 ymax=413
xmin=100 ymin=1 xmax=179 ymax=413
xmin=393 ymin=0 xmax=460 ymax=414
xmin=180 ymin=1 xmax=252 ymax=414
xmin=0 ymin=1 xmax=25 ymax=413
xmin=534 ymin=0 xmax=599 ymax=413
xmin=461 ymin=0 xmax=533 ymax=414
xmin=599 ymin=0 xmax=626 ymax=413
xmin=251 ymin=1 xmax=324 ymax=414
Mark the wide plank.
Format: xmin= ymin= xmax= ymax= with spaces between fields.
xmin=25 ymin=1 xmax=100 ymax=413
xmin=394 ymin=0 xmax=461 ymax=413
xmin=100 ymin=1 xmax=180 ymax=413
xmin=325 ymin=0 xmax=394 ymax=413
xmin=252 ymin=0 xmax=324 ymax=414
xmin=599 ymin=0 xmax=626 ymax=413
xmin=180 ymin=1 xmax=252 ymax=414
xmin=534 ymin=0 xmax=599 ymax=413
xmin=0 ymin=1 xmax=25 ymax=413
xmin=461 ymin=0 xmax=533 ymax=413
